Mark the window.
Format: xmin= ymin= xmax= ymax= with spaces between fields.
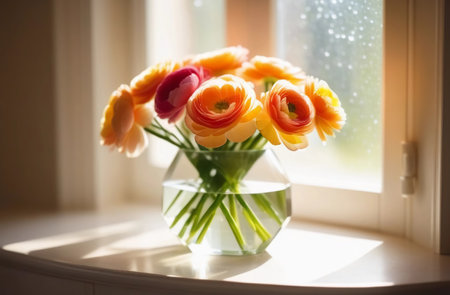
xmin=275 ymin=0 xmax=383 ymax=193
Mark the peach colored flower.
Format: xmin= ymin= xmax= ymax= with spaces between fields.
xmin=256 ymin=80 xmax=315 ymax=151
xmin=240 ymin=56 xmax=306 ymax=85
xmin=155 ymin=66 xmax=207 ymax=123
xmin=100 ymin=85 xmax=152 ymax=158
xmin=304 ymin=77 xmax=346 ymax=142
xmin=190 ymin=46 xmax=249 ymax=76
xmin=185 ymin=74 xmax=261 ymax=148
xmin=130 ymin=60 xmax=181 ymax=104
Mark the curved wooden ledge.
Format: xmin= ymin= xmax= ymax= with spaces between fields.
xmin=1 ymin=205 xmax=450 ymax=295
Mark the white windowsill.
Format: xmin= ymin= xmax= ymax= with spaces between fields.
xmin=1 ymin=204 xmax=450 ymax=294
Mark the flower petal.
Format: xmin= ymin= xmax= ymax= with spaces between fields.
xmin=256 ymin=110 xmax=281 ymax=145
xmin=111 ymin=93 xmax=134 ymax=143
xmin=240 ymin=99 xmax=262 ymax=122
xmin=195 ymin=134 xmax=227 ymax=148
xmin=279 ymin=132 xmax=308 ymax=151
xmin=134 ymin=104 xmax=153 ymax=127
xmin=130 ymin=60 xmax=180 ymax=104
xmin=305 ymin=77 xmax=346 ymax=142
xmin=167 ymin=74 xmax=200 ymax=107
xmin=120 ymin=124 xmax=148 ymax=158
xmin=240 ymin=55 xmax=306 ymax=85
xmin=155 ymin=66 xmax=204 ymax=122
xmin=100 ymin=99 xmax=117 ymax=145
xmin=225 ymin=120 xmax=257 ymax=143
xmin=191 ymin=46 xmax=248 ymax=75
xmin=168 ymin=108 xmax=185 ymax=124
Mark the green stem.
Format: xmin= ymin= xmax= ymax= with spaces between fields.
xmin=263 ymin=78 xmax=275 ymax=92
xmin=240 ymin=134 xmax=256 ymax=150
xmin=164 ymin=190 xmax=183 ymax=215
xmin=254 ymin=138 xmax=268 ymax=150
xmin=192 ymin=194 xmax=209 ymax=227
xmin=179 ymin=193 xmax=211 ymax=239
xmin=151 ymin=121 xmax=185 ymax=147
xmin=251 ymin=133 xmax=266 ymax=149
xmin=175 ymin=124 xmax=196 ymax=149
xmin=252 ymin=193 xmax=283 ymax=225
xmin=152 ymin=118 xmax=189 ymax=148
xmin=178 ymin=210 xmax=196 ymax=238
xmin=276 ymin=190 xmax=288 ymax=217
xmin=242 ymin=209 xmax=256 ymax=231
xmin=180 ymin=193 xmax=209 ymax=238
xmin=169 ymin=192 xmax=200 ymax=229
xmin=229 ymin=142 xmax=239 ymax=150
xmin=196 ymin=214 xmax=215 ymax=244
xmin=218 ymin=203 xmax=245 ymax=250
xmin=187 ymin=193 xmax=227 ymax=242
xmin=235 ymin=194 xmax=271 ymax=241
xmin=242 ymin=132 xmax=265 ymax=150
xmin=144 ymin=127 xmax=183 ymax=148
xmin=197 ymin=141 xmax=208 ymax=150
xmin=264 ymin=80 xmax=270 ymax=92
xmin=241 ymin=133 xmax=261 ymax=150
xmin=229 ymin=195 xmax=238 ymax=222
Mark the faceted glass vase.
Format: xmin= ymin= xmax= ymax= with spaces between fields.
xmin=162 ymin=149 xmax=291 ymax=255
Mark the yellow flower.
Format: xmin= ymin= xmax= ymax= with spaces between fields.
xmin=185 ymin=74 xmax=261 ymax=148
xmin=256 ymin=80 xmax=315 ymax=151
xmin=100 ymin=85 xmax=153 ymax=157
xmin=240 ymin=55 xmax=306 ymax=85
xmin=190 ymin=46 xmax=249 ymax=75
xmin=304 ymin=77 xmax=346 ymax=142
xmin=130 ymin=60 xmax=181 ymax=104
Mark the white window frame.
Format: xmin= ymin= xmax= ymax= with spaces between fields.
xmin=53 ymin=0 xmax=447 ymax=253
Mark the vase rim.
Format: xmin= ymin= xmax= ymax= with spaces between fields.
xmin=179 ymin=148 xmax=268 ymax=154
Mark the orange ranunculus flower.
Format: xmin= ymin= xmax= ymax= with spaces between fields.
xmin=304 ymin=77 xmax=346 ymax=142
xmin=240 ymin=55 xmax=306 ymax=85
xmin=100 ymin=85 xmax=152 ymax=158
xmin=185 ymin=74 xmax=261 ymax=148
xmin=190 ymin=46 xmax=249 ymax=76
xmin=130 ymin=60 xmax=181 ymax=105
xmin=256 ymin=80 xmax=315 ymax=151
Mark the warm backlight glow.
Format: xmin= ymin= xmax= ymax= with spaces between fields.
xmin=3 ymin=221 xmax=138 ymax=255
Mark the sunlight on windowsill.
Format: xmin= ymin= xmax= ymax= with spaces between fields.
xmin=3 ymin=219 xmax=388 ymax=287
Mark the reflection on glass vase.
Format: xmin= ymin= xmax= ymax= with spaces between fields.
xmin=162 ymin=149 xmax=291 ymax=255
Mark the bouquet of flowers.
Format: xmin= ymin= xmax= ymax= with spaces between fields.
xmin=100 ymin=46 xmax=346 ymax=254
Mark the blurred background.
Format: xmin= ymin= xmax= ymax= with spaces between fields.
xmin=0 ymin=0 xmax=58 ymax=210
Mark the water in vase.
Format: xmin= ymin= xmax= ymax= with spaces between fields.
xmin=162 ymin=180 xmax=291 ymax=255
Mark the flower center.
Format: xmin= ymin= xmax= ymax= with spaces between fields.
xmin=281 ymin=99 xmax=298 ymax=119
xmin=288 ymin=102 xmax=296 ymax=113
xmin=214 ymin=100 xmax=230 ymax=112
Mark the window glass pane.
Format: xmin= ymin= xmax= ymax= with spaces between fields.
xmin=275 ymin=0 xmax=383 ymax=192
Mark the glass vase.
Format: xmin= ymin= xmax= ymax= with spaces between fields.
xmin=162 ymin=149 xmax=291 ymax=255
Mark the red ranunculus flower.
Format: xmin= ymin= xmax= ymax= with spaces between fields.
xmin=155 ymin=66 xmax=207 ymax=123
